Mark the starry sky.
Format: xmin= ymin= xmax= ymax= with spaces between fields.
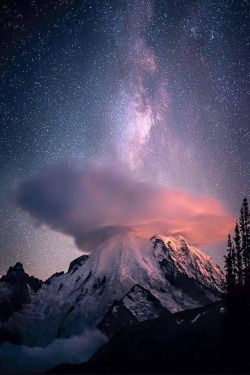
xmin=1 ymin=0 xmax=249 ymax=280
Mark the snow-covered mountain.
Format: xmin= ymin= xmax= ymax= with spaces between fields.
xmin=0 ymin=232 xmax=224 ymax=346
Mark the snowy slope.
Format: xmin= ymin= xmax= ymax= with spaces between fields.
xmin=98 ymin=284 xmax=171 ymax=337
xmin=152 ymin=235 xmax=223 ymax=291
xmin=1 ymin=232 xmax=224 ymax=346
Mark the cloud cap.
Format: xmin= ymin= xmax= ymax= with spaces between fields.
xmin=13 ymin=163 xmax=234 ymax=251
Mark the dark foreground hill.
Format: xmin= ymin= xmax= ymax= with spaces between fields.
xmin=50 ymin=301 xmax=222 ymax=374
xmin=50 ymin=298 xmax=250 ymax=374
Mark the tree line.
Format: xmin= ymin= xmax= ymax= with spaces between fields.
xmin=222 ymin=197 xmax=250 ymax=373
xmin=225 ymin=197 xmax=250 ymax=292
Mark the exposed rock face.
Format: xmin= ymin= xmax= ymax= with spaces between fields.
xmin=0 ymin=262 xmax=43 ymax=335
xmin=98 ymin=284 xmax=171 ymax=337
xmin=45 ymin=272 xmax=65 ymax=285
xmin=67 ymin=255 xmax=89 ymax=273
xmin=1 ymin=262 xmax=42 ymax=291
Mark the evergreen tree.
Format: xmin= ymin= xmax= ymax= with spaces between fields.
xmin=224 ymin=199 xmax=250 ymax=289
xmin=234 ymin=221 xmax=243 ymax=285
xmin=239 ymin=197 xmax=250 ymax=269
xmin=223 ymin=198 xmax=250 ymax=373
xmin=224 ymin=234 xmax=235 ymax=291
xmin=231 ymin=243 xmax=237 ymax=283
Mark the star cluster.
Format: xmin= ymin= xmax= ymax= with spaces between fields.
xmin=0 ymin=0 xmax=249 ymax=279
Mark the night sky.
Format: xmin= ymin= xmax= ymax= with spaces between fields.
xmin=1 ymin=0 xmax=249 ymax=280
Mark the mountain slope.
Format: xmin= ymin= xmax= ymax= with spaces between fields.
xmin=152 ymin=235 xmax=223 ymax=291
xmin=50 ymin=301 xmax=226 ymax=374
xmin=51 ymin=296 xmax=250 ymax=375
xmin=98 ymin=284 xmax=171 ymax=337
xmin=1 ymin=232 xmax=224 ymax=346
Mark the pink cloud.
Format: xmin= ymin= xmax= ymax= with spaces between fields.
xmin=13 ymin=163 xmax=234 ymax=251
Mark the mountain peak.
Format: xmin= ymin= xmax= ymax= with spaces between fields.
xmin=151 ymin=234 xmax=191 ymax=246
xmin=151 ymin=233 xmax=224 ymax=291
xmin=1 ymin=262 xmax=42 ymax=291
xmin=68 ymin=254 xmax=89 ymax=273
xmin=9 ymin=262 xmax=25 ymax=273
xmin=0 ymin=263 xmax=43 ymax=323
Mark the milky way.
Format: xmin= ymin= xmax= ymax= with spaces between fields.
xmin=0 ymin=0 xmax=249 ymax=279
xmin=109 ymin=0 xmax=167 ymax=169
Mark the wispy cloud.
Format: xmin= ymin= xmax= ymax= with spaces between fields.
xmin=0 ymin=329 xmax=107 ymax=373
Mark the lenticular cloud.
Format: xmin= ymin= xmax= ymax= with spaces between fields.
xmin=13 ymin=163 xmax=234 ymax=251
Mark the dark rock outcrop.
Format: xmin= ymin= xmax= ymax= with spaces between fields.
xmin=45 ymin=271 xmax=64 ymax=285
xmin=0 ymin=262 xmax=43 ymax=322
xmin=67 ymin=255 xmax=89 ymax=273
xmin=98 ymin=284 xmax=171 ymax=337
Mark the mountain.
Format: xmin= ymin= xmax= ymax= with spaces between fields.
xmin=0 ymin=232 xmax=224 ymax=346
xmin=0 ymin=262 xmax=43 ymax=345
xmin=51 ymin=295 xmax=250 ymax=374
xmin=0 ymin=262 xmax=42 ymax=322
xmin=50 ymin=300 xmax=226 ymax=374
xmin=98 ymin=284 xmax=171 ymax=337
xmin=67 ymin=255 xmax=89 ymax=273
